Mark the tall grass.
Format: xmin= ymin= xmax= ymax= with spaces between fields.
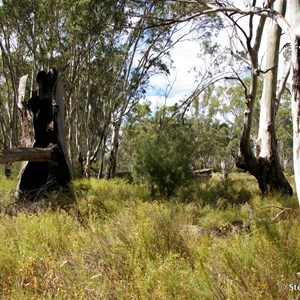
xmin=0 ymin=173 xmax=299 ymax=299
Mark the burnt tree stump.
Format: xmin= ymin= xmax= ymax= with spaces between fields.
xmin=16 ymin=69 xmax=72 ymax=201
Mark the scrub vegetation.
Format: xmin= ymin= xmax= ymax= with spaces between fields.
xmin=0 ymin=172 xmax=299 ymax=299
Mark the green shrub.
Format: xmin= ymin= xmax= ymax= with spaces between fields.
xmin=134 ymin=121 xmax=197 ymax=197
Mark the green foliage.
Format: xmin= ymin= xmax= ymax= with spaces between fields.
xmin=175 ymin=173 xmax=254 ymax=208
xmin=186 ymin=81 xmax=249 ymax=170
xmin=188 ymin=76 xmax=292 ymax=173
xmin=133 ymin=117 xmax=197 ymax=197
xmin=74 ymin=178 xmax=150 ymax=217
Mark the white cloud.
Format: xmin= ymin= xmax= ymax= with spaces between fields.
xmin=147 ymin=38 xmax=201 ymax=111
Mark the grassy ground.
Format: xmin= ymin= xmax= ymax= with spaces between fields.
xmin=0 ymin=172 xmax=299 ymax=299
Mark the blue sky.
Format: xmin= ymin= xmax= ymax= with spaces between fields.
xmin=143 ymin=14 xmax=213 ymax=112
xmin=146 ymin=37 xmax=201 ymax=109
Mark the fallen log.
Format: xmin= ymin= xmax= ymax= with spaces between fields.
xmin=0 ymin=147 xmax=54 ymax=163
xmin=193 ymin=168 xmax=212 ymax=177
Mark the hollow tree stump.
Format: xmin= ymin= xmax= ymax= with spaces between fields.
xmin=16 ymin=69 xmax=72 ymax=201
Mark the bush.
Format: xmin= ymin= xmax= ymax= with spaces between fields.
xmin=134 ymin=121 xmax=197 ymax=197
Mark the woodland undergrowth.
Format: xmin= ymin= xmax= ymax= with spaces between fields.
xmin=0 ymin=172 xmax=299 ymax=299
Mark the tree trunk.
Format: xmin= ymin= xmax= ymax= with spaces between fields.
xmin=17 ymin=74 xmax=34 ymax=148
xmin=16 ymin=69 xmax=72 ymax=201
xmin=106 ymin=118 xmax=121 ymax=179
xmin=236 ymin=15 xmax=264 ymax=181
xmin=236 ymin=1 xmax=292 ymax=195
xmin=83 ymin=34 xmax=92 ymax=178
xmin=220 ymin=160 xmax=228 ymax=180
xmin=0 ymin=39 xmax=19 ymax=148
xmin=290 ymin=0 xmax=300 ymax=205
xmin=97 ymin=131 xmax=108 ymax=179
xmin=255 ymin=0 xmax=292 ymax=195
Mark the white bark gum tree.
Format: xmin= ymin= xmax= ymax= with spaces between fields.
xmin=234 ymin=12 xmax=265 ymax=180
xmin=191 ymin=0 xmax=300 ymax=202
xmin=257 ymin=16 xmax=280 ymax=159
xmin=223 ymin=1 xmax=286 ymax=194
xmin=256 ymin=0 xmax=292 ymax=194
xmin=289 ymin=0 xmax=300 ymax=205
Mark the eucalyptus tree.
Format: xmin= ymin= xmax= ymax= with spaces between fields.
xmin=195 ymin=79 xmax=260 ymax=170
xmin=185 ymin=0 xmax=300 ymax=202
xmin=104 ymin=1 xmax=184 ymax=179
xmin=0 ymin=0 xmax=32 ymax=148
xmin=203 ymin=77 xmax=292 ymax=173
xmin=217 ymin=0 xmax=292 ymax=194
xmin=255 ymin=0 xmax=292 ymax=194
xmin=95 ymin=0 xmax=223 ymax=179
xmin=173 ymin=0 xmax=292 ymax=194
xmin=58 ymin=0 xmax=129 ymax=178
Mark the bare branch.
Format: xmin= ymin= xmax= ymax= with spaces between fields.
xmin=256 ymin=65 xmax=277 ymax=75
xmin=185 ymin=0 xmax=292 ymax=41
xmin=268 ymin=206 xmax=293 ymax=222
xmin=275 ymin=60 xmax=291 ymax=112
xmin=225 ymin=67 xmax=248 ymax=99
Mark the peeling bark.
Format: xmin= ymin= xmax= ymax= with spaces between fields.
xmin=256 ymin=0 xmax=292 ymax=195
xmin=235 ymin=1 xmax=292 ymax=195
xmin=291 ymin=34 xmax=300 ymax=204
xmin=236 ymin=14 xmax=263 ymax=182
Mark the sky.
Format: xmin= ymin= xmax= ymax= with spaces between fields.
xmin=144 ymin=6 xmax=233 ymax=111
xmin=146 ymin=37 xmax=202 ymax=110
